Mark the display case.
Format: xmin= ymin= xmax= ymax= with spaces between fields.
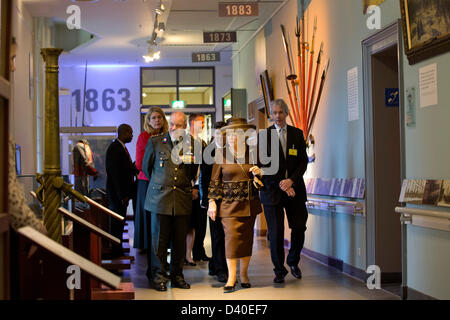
xmin=222 ymin=88 xmax=247 ymax=122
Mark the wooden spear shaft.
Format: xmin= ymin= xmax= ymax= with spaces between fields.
xmin=307 ymin=59 xmax=330 ymax=138
xmin=307 ymin=42 xmax=323 ymax=127
xmin=306 ymin=17 xmax=317 ymax=118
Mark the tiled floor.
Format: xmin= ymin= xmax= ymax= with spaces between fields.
xmin=122 ymin=221 xmax=399 ymax=300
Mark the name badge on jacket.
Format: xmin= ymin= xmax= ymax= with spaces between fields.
xmin=289 ymin=148 xmax=298 ymax=156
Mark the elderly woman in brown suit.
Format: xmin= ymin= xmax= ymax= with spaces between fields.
xmin=207 ymin=118 xmax=263 ymax=293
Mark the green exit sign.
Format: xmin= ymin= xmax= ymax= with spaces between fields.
xmin=172 ymin=100 xmax=185 ymax=109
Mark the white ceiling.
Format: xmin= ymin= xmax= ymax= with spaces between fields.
xmin=22 ymin=0 xmax=285 ymax=66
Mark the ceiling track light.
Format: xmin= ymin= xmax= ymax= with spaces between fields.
xmin=143 ymin=45 xmax=161 ymax=63
xmin=155 ymin=1 xmax=165 ymax=15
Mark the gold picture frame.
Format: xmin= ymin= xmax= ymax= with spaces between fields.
xmin=400 ymin=0 xmax=450 ymax=65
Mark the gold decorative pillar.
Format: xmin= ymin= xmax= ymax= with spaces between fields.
xmin=34 ymin=49 xmax=87 ymax=243
xmin=40 ymin=48 xmax=64 ymax=242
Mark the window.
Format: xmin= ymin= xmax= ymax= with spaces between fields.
xmin=140 ymin=67 xmax=215 ymax=109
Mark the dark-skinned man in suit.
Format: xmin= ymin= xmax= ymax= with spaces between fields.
xmin=259 ymin=99 xmax=309 ymax=283
xmin=106 ymin=123 xmax=136 ymax=259
xmin=143 ymin=111 xmax=200 ymax=291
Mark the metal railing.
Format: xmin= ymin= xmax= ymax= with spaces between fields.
xmin=306 ymin=196 xmax=365 ymax=216
xmin=395 ymin=206 xmax=450 ymax=232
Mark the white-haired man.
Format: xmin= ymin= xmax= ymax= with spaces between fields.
xmin=143 ymin=111 xmax=200 ymax=291
xmin=259 ymin=99 xmax=309 ymax=283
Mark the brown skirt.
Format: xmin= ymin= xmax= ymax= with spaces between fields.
xmin=220 ymin=214 xmax=257 ymax=259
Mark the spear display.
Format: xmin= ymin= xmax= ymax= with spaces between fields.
xmin=281 ymin=24 xmax=301 ymax=127
xmin=300 ymin=1 xmax=307 ymax=128
xmin=307 ymin=42 xmax=324 ymax=128
xmin=307 ymin=59 xmax=330 ymax=138
xmin=306 ymin=17 xmax=318 ymax=117
xmin=295 ymin=17 xmax=305 ymax=131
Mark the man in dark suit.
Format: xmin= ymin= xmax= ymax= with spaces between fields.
xmin=105 ymin=124 xmax=136 ymax=258
xmin=259 ymin=99 xmax=309 ymax=283
xmin=189 ymin=113 xmax=210 ymax=262
xmin=143 ymin=111 xmax=200 ymax=291
xmin=200 ymin=121 xmax=228 ymax=283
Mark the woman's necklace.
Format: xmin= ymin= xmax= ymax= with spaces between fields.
xmin=230 ymin=148 xmax=249 ymax=177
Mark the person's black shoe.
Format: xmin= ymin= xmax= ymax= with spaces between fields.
xmin=200 ymin=255 xmax=211 ymax=262
xmin=240 ymin=282 xmax=251 ymax=288
xmin=184 ymin=258 xmax=196 ymax=266
xmin=223 ymin=283 xmax=236 ymax=293
xmin=290 ymin=265 xmax=302 ymax=279
xmin=217 ymin=273 xmax=228 ymax=283
xmin=273 ymin=270 xmax=288 ymax=283
xmin=152 ymin=281 xmax=167 ymax=291
xmin=171 ymin=277 xmax=191 ymax=289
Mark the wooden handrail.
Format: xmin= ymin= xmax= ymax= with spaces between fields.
xmin=84 ymin=196 xmax=124 ymax=221
xmin=58 ymin=207 xmax=120 ymax=244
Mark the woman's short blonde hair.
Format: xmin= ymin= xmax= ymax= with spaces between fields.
xmin=144 ymin=106 xmax=168 ymax=135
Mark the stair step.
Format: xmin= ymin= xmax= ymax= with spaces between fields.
xmin=91 ymin=282 xmax=135 ymax=300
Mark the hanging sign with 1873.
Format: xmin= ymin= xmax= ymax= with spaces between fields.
xmin=72 ymin=88 xmax=131 ymax=112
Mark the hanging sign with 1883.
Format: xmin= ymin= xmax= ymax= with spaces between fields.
xmin=218 ymin=2 xmax=258 ymax=17
xmin=192 ymin=52 xmax=220 ymax=63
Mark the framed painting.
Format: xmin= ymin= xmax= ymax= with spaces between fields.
xmin=400 ymin=0 xmax=450 ymax=64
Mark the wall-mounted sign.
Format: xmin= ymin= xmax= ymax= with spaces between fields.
xmin=218 ymin=2 xmax=258 ymax=17
xmin=172 ymin=100 xmax=185 ymax=109
xmin=203 ymin=31 xmax=237 ymax=43
xmin=192 ymin=52 xmax=220 ymax=63
xmin=72 ymin=88 xmax=131 ymax=112
xmin=385 ymin=88 xmax=399 ymax=107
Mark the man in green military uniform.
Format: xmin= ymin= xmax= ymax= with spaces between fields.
xmin=143 ymin=111 xmax=201 ymax=291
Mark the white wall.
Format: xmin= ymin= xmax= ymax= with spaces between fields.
xmin=11 ymin=0 xmax=36 ymax=175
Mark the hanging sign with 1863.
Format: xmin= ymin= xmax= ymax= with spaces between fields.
xmin=192 ymin=52 xmax=220 ymax=63
xmin=72 ymin=88 xmax=131 ymax=112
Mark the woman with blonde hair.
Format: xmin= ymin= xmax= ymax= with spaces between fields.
xmin=134 ymin=106 xmax=168 ymax=254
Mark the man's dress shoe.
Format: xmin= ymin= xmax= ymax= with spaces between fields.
xmin=273 ymin=270 xmax=288 ymax=283
xmin=171 ymin=277 xmax=191 ymax=289
xmin=153 ymin=281 xmax=167 ymax=292
xmin=290 ymin=265 xmax=303 ymax=279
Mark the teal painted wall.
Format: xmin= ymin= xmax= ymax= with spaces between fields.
xmin=233 ymin=0 xmax=450 ymax=298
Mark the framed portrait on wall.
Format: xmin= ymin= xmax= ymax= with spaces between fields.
xmin=400 ymin=0 xmax=450 ymax=65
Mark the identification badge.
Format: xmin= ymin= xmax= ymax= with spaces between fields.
xmin=289 ymin=148 xmax=298 ymax=156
